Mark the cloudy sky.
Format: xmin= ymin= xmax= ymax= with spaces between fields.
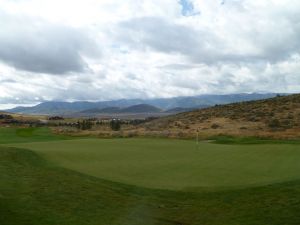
xmin=0 ymin=0 xmax=300 ymax=109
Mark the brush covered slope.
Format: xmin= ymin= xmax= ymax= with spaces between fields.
xmin=138 ymin=94 xmax=300 ymax=139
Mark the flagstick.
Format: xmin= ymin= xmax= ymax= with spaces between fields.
xmin=196 ymin=129 xmax=199 ymax=148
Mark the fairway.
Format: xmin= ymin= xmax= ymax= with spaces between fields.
xmin=2 ymin=129 xmax=300 ymax=225
xmin=8 ymin=138 xmax=300 ymax=191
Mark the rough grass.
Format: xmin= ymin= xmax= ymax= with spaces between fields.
xmin=8 ymin=138 xmax=300 ymax=191
xmin=1 ymin=146 xmax=300 ymax=225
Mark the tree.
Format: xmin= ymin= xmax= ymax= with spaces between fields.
xmin=77 ymin=120 xmax=93 ymax=130
xmin=110 ymin=119 xmax=121 ymax=131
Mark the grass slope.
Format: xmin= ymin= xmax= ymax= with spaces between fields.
xmin=8 ymin=138 xmax=300 ymax=191
xmin=1 ymin=146 xmax=300 ymax=225
xmin=0 ymin=127 xmax=70 ymax=144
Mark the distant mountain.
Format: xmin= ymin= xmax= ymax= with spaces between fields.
xmin=80 ymin=104 xmax=162 ymax=114
xmin=139 ymin=93 xmax=283 ymax=109
xmin=81 ymin=107 xmax=121 ymax=114
xmin=120 ymin=104 xmax=162 ymax=113
xmin=7 ymin=93 xmax=285 ymax=115
xmin=8 ymin=101 xmax=98 ymax=115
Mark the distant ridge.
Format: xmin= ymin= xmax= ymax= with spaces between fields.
xmin=6 ymin=93 xmax=285 ymax=115
xmin=81 ymin=107 xmax=121 ymax=114
xmin=81 ymin=104 xmax=162 ymax=114
xmin=120 ymin=104 xmax=162 ymax=113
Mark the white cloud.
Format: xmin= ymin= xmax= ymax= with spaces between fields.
xmin=0 ymin=0 xmax=299 ymax=108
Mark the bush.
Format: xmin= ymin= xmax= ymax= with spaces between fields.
xmin=48 ymin=116 xmax=64 ymax=120
xmin=211 ymin=123 xmax=220 ymax=129
xmin=0 ymin=114 xmax=13 ymax=120
xmin=77 ymin=120 xmax=93 ymax=130
xmin=268 ymin=119 xmax=281 ymax=128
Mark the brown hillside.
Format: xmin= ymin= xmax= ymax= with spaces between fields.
xmin=136 ymin=94 xmax=300 ymax=139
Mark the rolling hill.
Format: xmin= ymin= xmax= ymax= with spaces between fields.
xmin=138 ymin=94 xmax=300 ymax=139
xmin=164 ymin=107 xmax=199 ymax=114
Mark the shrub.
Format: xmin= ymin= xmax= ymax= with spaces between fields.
xmin=0 ymin=114 xmax=13 ymax=120
xmin=268 ymin=119 xmax=281 ymax=128
xmin=211 ymin=123 xmax=220 ymax=129
xmin=48 ymin=116 xmax=64 ymax=120
xmin=77 ymin=120 xmax=93 ymax=130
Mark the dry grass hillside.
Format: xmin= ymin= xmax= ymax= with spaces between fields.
xmin=135 ymin=94 xmax=300 ymax=139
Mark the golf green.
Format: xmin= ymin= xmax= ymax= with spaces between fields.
xmin=8 ymin=138 xmax=300 ymax=191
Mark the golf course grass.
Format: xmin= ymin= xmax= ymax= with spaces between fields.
xmin=8 ymin=138 xmax=300 ymax=191
xmin=1 ymin=127 xmax=300 ymax=224
xmin=0 ymin=127 xmax=70 ymax=144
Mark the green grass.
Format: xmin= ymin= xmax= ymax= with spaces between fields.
xmin=1 ymin=146 xmax=300 ymax=225
xmin=0 ymin=127 xmax=70 ymax=144
xmin=7 ymin=138 xmax=300 ymax=191
xmin=211 ymin=135 xmax=300 ymax=145
xmin=2 ymin=128 xmax=300 ymax=224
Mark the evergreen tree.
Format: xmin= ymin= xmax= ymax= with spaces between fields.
xmin=110 ymin=119 xmax=121 ymax=131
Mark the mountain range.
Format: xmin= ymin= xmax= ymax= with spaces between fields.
xmin=81 ymin=104 xmax=163 ymax=114
xmin=6 ymin=93 xmax=284 ymax=115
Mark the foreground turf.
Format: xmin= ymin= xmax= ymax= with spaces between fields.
xmin=1 ymin=146 xmax=300 ymax=225
xmin=8 ymin=138 xmax=300 ymax=191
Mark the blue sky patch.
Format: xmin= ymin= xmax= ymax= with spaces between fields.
xmin=179 ymin=0 xmax=200 ymax=16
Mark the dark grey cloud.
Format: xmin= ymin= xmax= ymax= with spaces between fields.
xmin=0 ymin=78 xmax=16 ymax=84
xmin=118 ymin=17 xmax=199 ymax=53
xmin=244 ymin=8 xmax=300 ymax=63
xmin=117 ymin=16 xmax=226 ymax=64
xmin=0 ymin=11 xmax=100 ymax=75
xmin=115 ymin=17 xmax=252 ymax=64
xmin=116 ymin=15 xmax=300 ymax=65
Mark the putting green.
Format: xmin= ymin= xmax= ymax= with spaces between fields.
xmin=7 ymin=138 xmax=300 ymax=191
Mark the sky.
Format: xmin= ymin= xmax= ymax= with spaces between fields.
xmin=0 ymin=0 xmax=300 ymax=109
